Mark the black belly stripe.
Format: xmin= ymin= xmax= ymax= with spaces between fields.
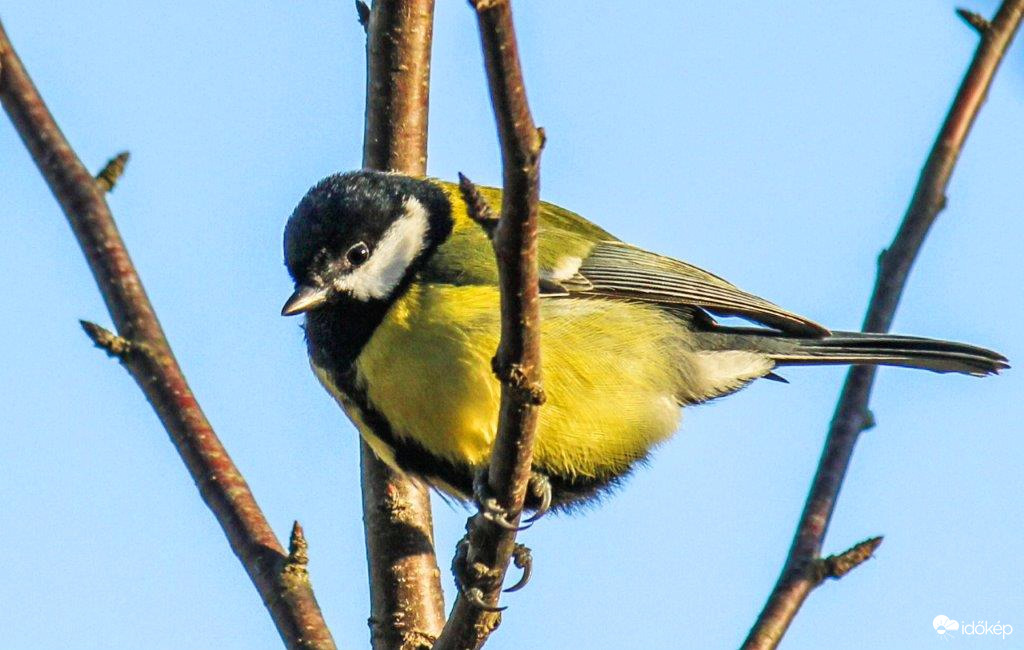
xmin=331 ymin=367 xmax=477 ymax=500
xmin=331 ymin=366 xmax=641 ymax=511
xmin=308 ymin=287 xmax=647 ymax=511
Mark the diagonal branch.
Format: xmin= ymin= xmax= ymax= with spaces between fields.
xmin=433 ymin=2 xmax=544 ymax=649
xmin=359 ymin=2 xmax=448 ymax=649
xmin=742 ymin=3 xmax=1024 ymax=648
xmin=0 ymin=17 xmax=335 ymax=650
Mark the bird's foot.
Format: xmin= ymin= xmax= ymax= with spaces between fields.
xmin=523 ymin=472 xmax=552 ymax=524
xmin=456 ymin=468 xmax=545 ymax=610
xmin=472 ymin=469 xmax=553 ymax=529
xmin=452 ymin=535 xmax=507 ymax=612
xmin=452 ymin=535 xmax=534 ymax=609
xmin=504 ymin=543 xmax=533 ymax=593
xmin=472 ymin=468 xmax=527 ymax=531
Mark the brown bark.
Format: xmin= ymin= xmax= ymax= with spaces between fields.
xmin=433 ymin=2 xmax=544 ymax=649
xmin=359 ymin=2 xmax=447 ymax=649
xmin=0 ymin=17 xmax=335 ymax=650
xmin=742 ymin=3 xmax=1024 ymax=648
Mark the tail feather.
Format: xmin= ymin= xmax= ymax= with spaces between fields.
xmin=768 ymin=331 xmax=1008 ymax=377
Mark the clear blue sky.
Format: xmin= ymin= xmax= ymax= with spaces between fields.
xmin=2 ymin=2 xmax=1021 ymax=648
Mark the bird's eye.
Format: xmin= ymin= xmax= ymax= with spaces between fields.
xmin=346 ymin=242 xmax=370 ymax=266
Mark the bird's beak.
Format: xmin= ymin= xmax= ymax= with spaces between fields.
xmin=281 ymin=284 xmax=330 ymax=316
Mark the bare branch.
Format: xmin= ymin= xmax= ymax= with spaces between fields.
xmin=957 ymin=8 xmax=991 ymax=34
xmin=363 ymin=0 xmax=435 ymax=173
xmin=279 ymin=521 xmax=316 ymax=599
xmin=288 ymin=521 xmax=311 ymax=567
xmin=433 ymin=2 xmax=544 ymax=649
xmin=458 ymin=172 xmax=500 ymax=238
xmin=0 ymin=18 xmax=335 ymax=650
xmin=360 ymin=2 xmax=447 ymax=649
xmin=742 ymin=3 xmax=1024 ymax=648
xmin=81 ymin=320 xmax=135 ymax=358
xmin=95 ymin=151 xmax=130 ymax=192
xmin=819 ymin=537 xmax=883 ymax=581
xmin=355 ymin=0 xmax=371 ymax=33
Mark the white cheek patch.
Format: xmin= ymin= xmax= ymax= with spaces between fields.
xmin=336 ymin=196 xmax=430 ymax=301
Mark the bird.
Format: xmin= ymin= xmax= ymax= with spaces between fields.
xmin=282 ymin=170 xmax=1007 ymax=515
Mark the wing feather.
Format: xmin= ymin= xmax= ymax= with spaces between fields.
xmin=562 ymin=241 xmax=828 ymax=337
xmin=430 ymin=181 xmax=827 ymax=337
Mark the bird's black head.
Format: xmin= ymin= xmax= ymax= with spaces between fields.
xmin=282 ymin=170 xmax=453 ymax=315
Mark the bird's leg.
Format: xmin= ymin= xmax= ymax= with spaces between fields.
xmin=472 ymin=467 xmax=527 ymax=531
xmin=472 ymin=468 xmax=553 ymax=529
xmin=458 ymin=468 xmax=541 ymax=607
xmin=452 ymin=533 xmax=507 ymax=612
xmin=452 ymin=532 xmax=534 ymax=607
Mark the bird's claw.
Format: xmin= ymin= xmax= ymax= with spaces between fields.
xmin=455 ymin=473 xmax=539 ymax=609
xmin=452 ymin=536 xmax=508 ymax=612
xmin=463 ymin=586 xmax=507 ymax=612
xmin=473 ymin=468 xmax=530 ymax=531
xmin=483 ymin=505 xmax=526 ymax=531
xmin=473 ymin=469 xmax=553 ymax=528
xmin=503 ymin=543 xmax=533 ymax=593
xmin=522 ymin=473 xmax=552 ymax=524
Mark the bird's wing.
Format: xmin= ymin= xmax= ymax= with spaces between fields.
xmin=426 ymin=180 xmax=827 ymax=337
xmin=547 ymin=240 xmax=829 ymax=337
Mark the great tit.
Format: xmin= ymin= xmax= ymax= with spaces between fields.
xmin=282 ymin=170 xmax=1006 ymax=512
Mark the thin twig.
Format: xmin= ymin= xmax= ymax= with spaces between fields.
xmin=359 ymin=2 xmax=447 ymax=649
xmin=95 ymin=151 xmax=130 ymax=192
xmin=0 ymin=18 xmax=335 ymax=650
xmin=458 ymin=172 xmax=500 ymax=239
xmin=742 ymin=3 xmax=1024 ymax=648
xmin=957 ymin=8 xmax=992 ymax=34
xmin=433 ymin=2 xmax=544 ymax=649
xmin=355 ymin=0 xmax=371 ymax=33
xmin=818 ymin=537 xmax=883 ymax=581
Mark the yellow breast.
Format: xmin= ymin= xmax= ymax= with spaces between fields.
xmin=353 ymin=283 xmax=693 ymax=480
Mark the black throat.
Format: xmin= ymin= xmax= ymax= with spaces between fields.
xmin=303 ymin=241 xmax=436 ymax=391
xmin=304 ymin=294 xmax=392 ymax=387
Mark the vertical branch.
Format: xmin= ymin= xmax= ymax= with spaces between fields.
xmin=0 ymin=17 xmax=335 ymax=650
xmin=742 ymin=3 xmax=1024 ymax=648
xmin=363 ymin=0 xmax=434 ymax=172
xmin=359 ymin=2 xmax=447 ymax=649
xmin=433 ymin=1 xmax=544 ymax=649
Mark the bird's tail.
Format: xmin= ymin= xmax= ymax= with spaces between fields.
xmin=704 ymin=329 xmax=1008 ymax=377
xmin=767 ymin=331 xmax=1007 ymax=376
